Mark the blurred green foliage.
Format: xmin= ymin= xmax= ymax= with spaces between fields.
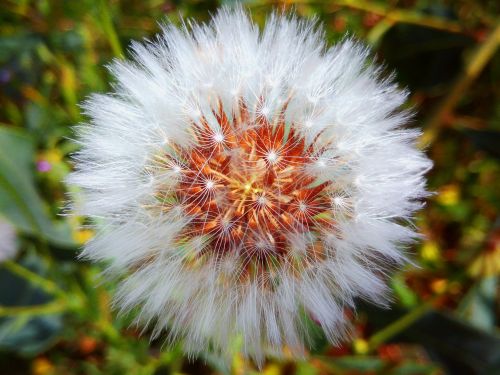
xmin=0 ymin=0 xmax=499 ymax=374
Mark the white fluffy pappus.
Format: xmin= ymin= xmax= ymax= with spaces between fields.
xmin=66 ymin=7 xmax=432 ymax=365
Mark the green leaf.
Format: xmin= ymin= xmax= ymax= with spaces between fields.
xmin=391 ymin=361 xmax=439 ymax=375
xmin=391 ymin=274 xmax=419 ymax=308
xmin=296 ymin=361 xmax=319 ymax=375
xmin=0 ymin=127 xmax=74 ymax=247
xmin=330 ymin=355 xmax=385 ymax=371
xmin=0 ymin=255 xmax=63 ymax=355
xmin=459 ymin=276 xmax=497 ymax=331
xmin=300 ymin=308 xmax=329 ymax=355
xmin=0 ymin=314 xmax=63 ymax=356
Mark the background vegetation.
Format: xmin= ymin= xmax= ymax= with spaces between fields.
xmin=0 ymin=0 xmax=499 ymax=374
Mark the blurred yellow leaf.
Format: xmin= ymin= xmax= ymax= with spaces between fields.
xmin=436 ymin=185 xmax=460 ymax=206
xmin=73 ymin=229 xmax=94 ymax=244
xmin=32 ymin=357 xmax=54 ymax=375
xmin=431 ymin=279 xmax=448 ymax=294
xmin=39 ymin=149 xmax=62 ymax=164
xmin=353 ymin=338 xmax=369 ymax=355
xmin=421 ymin=241 xmax=441 ymax=263
xmin=263 ymin=363 xmax=281 ymax=375
xmin=469 ymin=245 xmax=500 ymax=277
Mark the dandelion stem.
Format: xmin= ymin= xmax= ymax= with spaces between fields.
xmin=2 ymin=260 xmax=66 ymax=299
xmin=0 ymin=300 xmax=67 ymax=318
xmin=278 ymin=0 xmax=463 ymax=33
xmin=366 ymin=18 xmax=394 ymax=46
xmin=98 ymin=0 xmax=123 ymax=57
xmin=323 ymin=0 xmax=463 ymax=33
xmin=421 ymin=23 xmax=500 ymax=145
xmin=367 ymin=302 xmax=434 ymax=351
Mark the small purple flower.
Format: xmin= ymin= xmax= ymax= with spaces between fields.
xmin=37 ymin=160 xmax=52 ymax=172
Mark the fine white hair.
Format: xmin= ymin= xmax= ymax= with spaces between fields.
xmin=67 ymin=7 xmax=432 ymax=365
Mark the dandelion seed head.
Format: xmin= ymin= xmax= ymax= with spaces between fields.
xmin=67 ymin=7 xmax=432 ymax=365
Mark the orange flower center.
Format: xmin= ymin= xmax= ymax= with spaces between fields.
xmin=154 ymin=101 xmax=335 ymax=274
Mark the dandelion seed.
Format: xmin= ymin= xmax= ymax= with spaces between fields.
xmin=66 ymin=7 xmax=432 ymax=366
xmin=213 ymin=133 xmax=225 ymax=143
xmin=266 ymin=151 xmax=278 ymax=163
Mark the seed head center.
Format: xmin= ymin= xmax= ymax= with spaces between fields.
xmin=156 ymin=101 xmax=334 ymax=270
